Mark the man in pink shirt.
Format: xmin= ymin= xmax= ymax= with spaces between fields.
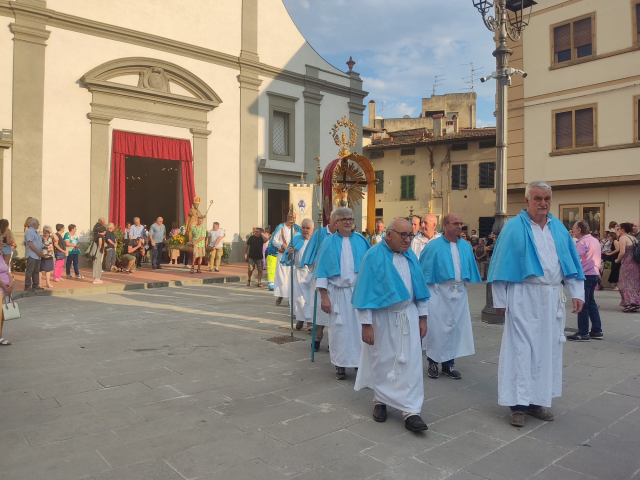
xmin=567 ymin=220 xmax=603 ymax=341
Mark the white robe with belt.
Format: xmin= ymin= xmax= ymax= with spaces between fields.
xmin=289 ymin=239 xmax=313 ymax=321
xmin=273 ymin=225 xmax=293 ymax=299
xmin=355 ymin=253 xmax=429 ymax=414
xmin=307 ymin=226 xmax=333 ymax=326
xmin=316 ymin=236 xmax=362 ymax=368
xmin=492 ymin=218 xmax=584 ymax=407
xmin=424 ymin=241 xmax=475 ymax=362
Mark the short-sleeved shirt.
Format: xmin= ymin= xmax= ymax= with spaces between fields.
xmin=191 ymin=225 xmax=207 ymax=248
xmin=208 ymin=228 xmax=225 ymax=249
xmin=64 ymin=232 xmax=81 ymax=255
xmin=246 ymin=235 xmax=266 ymax=260
xmin=104 ymin=231 xmax=116 ymax=249
xmin=24 ymin=228 xmax=43 ymax=260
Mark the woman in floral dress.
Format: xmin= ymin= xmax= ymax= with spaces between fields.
xmin=615 ymin=223 xmax=640 ymax=313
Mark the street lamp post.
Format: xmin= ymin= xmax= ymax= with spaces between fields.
xmin=472 ymin=0 xmax=535 ymax=324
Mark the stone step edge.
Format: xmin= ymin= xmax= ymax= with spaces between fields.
xmin=13 ymin=274 xmax=250 ymax=300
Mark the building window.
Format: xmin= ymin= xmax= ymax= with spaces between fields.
xmin=451 ymin=143 xmax=468 ymax=151
xmin=634 ymin=1 xmax=640 ymax=45
xmin=560 ymin=203 xmax=604 ymax=237
xmin=370 ymin=150 xmax=384 ymax=160
xmin=553 ymin=104 xmax=597 ymax=151
xmin=272 ymin=112 xmax=289 ymax=156
xmin=375 ymin=170 xmax=385 ymax=194
xmin=375 ymin=208 xmax=383 ymax=217
xmin=552 ymin=14 xmax=594 ymax=65
xmin=400 ymin=175 xmax=415 ymax=200
xmin=400 ymin=148 xmax=416 ymax=156
xmin=635 ymin=95 xmax=640 ymax=143
xmin=267 ymin=92 xmax=298 ymax=162
xmin=451 ymin=164 xmax=468 ymax=190
xmin=479 ymin=162 xmax=496 ymax=189
xmin=479 ymin=139 xmax=496 ymax=149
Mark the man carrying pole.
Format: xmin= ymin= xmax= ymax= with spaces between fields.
xmin=269 ymin=210 xmax=301 ymax=306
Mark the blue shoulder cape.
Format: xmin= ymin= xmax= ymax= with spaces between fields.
xmin=266 ymin=223 xmax=301 ymax=256
xmin=352 ymin=240 xmax=430 ymax=309
xmin=420 ymin=235 xmax=481 ymax=284
xmin=487 ymin=209 xmax=585 ymax=283
xmin=300 ymin=227 xmax=331 ymax=267
xmin=280 ymin=234 xmax=308 ymax=266
xmin=312 ymin=232 xmax=369 ymax=279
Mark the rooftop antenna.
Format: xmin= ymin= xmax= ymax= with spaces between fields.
xmin=378 ymin=100 xmax=388 ymax=118
xmin=432 ymin=75 xmax=446 ymax=96
xmin=462 ymin=62 xmax=484 ymax=92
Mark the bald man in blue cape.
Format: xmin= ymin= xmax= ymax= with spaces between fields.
xmin=488 ymin=181 xmax=584 ymax=428
xmin=353 ymin=218 xmax=431 ymax=432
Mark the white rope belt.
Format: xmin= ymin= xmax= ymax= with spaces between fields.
xmin=387 ymin=309 xmax=409 ymax=382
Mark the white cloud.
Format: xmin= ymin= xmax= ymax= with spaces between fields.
xmin=476 ymin=118 xmax=496 ymax=128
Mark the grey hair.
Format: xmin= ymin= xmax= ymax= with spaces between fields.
xmin=387 ymin=217 xmax=409 ymax=232
xmin=333 ymin=207 xmax=353 ymax=219
xmin=29 ymin=218 xmax=39 ymax=227
xmin=329 ymin=210 xmax=340 ymax=222
xmin=375 ymin=218 xmax=384 ymax=225
xmin=301 ymin=218 xmax=314 ymax=227
xmin=575 ymin=220 xmax=590 ymax=235
xmin=133 ymin=216 xmax=140 ymax=222
xmin=525 ymin=181 xmax=552 ymax=200
xmin=108 ymin=223 xmax=114 ymax=229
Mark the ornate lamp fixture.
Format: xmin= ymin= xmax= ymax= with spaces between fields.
xmin=472 ymin=0 xmax=536 ymax=41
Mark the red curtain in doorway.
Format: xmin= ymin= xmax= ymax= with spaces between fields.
xmin=109 ymin=130 xmax=196 ymax=228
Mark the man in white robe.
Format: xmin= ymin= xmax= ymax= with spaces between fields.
xmin=411 ymin=214 xmax=441 ymax=258
xmin=315 ymin=207 xmax=369 ymax=380
xmin=354 ymin=218 xmax=431 ymax=432
xmin=283 ymin=219 xmax=314 ymax=331
xmin=489 ymin=181 xmax=585 ymax=427
xmin=420 ymin=213 xmax=481 ymax=380
xmin=372 ymin=219 xmax=386 ymax=244
xmin=301 ymin=211 xmax=338 ymax=351
xmin=272 ymin=212 xmax=298 ymax=305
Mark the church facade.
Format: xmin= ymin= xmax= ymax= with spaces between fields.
xmin=0 ymin=0 xmax=367 ymax=258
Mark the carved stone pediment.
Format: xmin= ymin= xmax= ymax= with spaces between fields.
xmin=138 ymin=66 xmax=170 ymax=93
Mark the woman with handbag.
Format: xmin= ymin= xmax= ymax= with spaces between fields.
xmin=0 ymin=236 xmax=14 ymax=346
xmin=39 ymin=226 xmax=55 ymax=288
xmin=53 ymin=224 xmax=67 ymax=282
xmin=0 ymin=219 xmax=15 ymax=266
xmin=92 ymin=226 xmax=107 ymax=284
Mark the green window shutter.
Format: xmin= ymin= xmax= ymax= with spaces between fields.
xmin=408 ymin=176 xmax=415 ymax=199
xmin=400 ymin=175 xmax=414 ymax=200
xmin=460 ymin=165 xmax=468 ymax=190
xmin=452 ymin=165 xmax=460 ymax=190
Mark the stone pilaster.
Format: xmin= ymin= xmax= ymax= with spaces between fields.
xmin=190 ymin=128 xmax=212 ymax=209
xmin=303 ymin=85 xmax=323 ymax=226
xmin=0 ymin=138 xmax=13 ymax=220
xmin=88 ymin=113 xmax=113 ymax=225
xmin=10 ymin=12 xmax=50 ymax=250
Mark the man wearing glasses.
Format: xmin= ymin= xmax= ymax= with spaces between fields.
xmin=314 ymin=207 xmax=370 ymax=380
xmin=419 ymin=213 xmax=481 ymax=381
xmin=353 ymin=218 xmax=431 ymax=432
xmin=411 ymin=214 xmax=441 ymax=259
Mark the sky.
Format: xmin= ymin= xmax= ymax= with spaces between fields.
xmin=281 ymin=0 xmax=498 ymax=128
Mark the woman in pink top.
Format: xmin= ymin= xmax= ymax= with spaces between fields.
xmin=0 ymin=236 xmax=14 ymax=345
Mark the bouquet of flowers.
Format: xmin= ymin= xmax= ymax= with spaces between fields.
xmin=169 ymin=232 xmax=186 ymax=247
xmin=11 ymin=257 xmax=27 ymax=273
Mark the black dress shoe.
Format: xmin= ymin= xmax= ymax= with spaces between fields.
xmin=276 ymin=297 xmax=283 ymax=306
xmin=296 ymin=321 xmax=304 ymax=331
xmin=314 ymin=340 xmax=321 ymax=352
xmin=373 ymin=404 xmax=387 ymax=422
xmin=405 ymin=415 xmax=428 ymax=432
xmin=335 ymin=366 xmax=346 ymax=380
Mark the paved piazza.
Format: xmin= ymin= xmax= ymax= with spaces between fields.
xmin=0 ymin=282 xmax=639 ymax=480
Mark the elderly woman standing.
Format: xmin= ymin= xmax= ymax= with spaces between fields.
xmin=615 ymin=223 xmax=640 ymax=313
xmin=0 ymin=236 xmax=13 ymax=346
xmin=39 ymin=226 xmax=55 ymax=288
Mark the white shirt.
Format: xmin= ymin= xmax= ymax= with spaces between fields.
xmin=208 ymin=228 xmax=225 ymax=249
xmin=410 ymin=231 xmax=441 ymax=258
xmin=316 ymin=236 xmax=357 ymax=289
xmin=450 ymin=241 xmax=462 ymax=282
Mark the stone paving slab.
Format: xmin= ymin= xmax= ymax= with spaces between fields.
xmin=0 ymin=282 xmax=638 ymax=479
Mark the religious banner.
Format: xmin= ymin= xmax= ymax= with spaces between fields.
xmin=289 ymin=183 xmax=314 ymax=227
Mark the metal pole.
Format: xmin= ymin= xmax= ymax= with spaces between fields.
xmin=481 ymin=0 xmax=513 ymax=324
xmin=311 ymin=158 xmax=323 ymax=362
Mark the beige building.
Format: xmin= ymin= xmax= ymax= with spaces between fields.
xmin=0 ymin=0 xmax=367 ymax=259
xmin=368 ymin=93 xmax=477 ymax=132
xmin=506 ymin=0 xmax=640 ymax=234
xmin=363 ymin=116 xmax=497 ymax=237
